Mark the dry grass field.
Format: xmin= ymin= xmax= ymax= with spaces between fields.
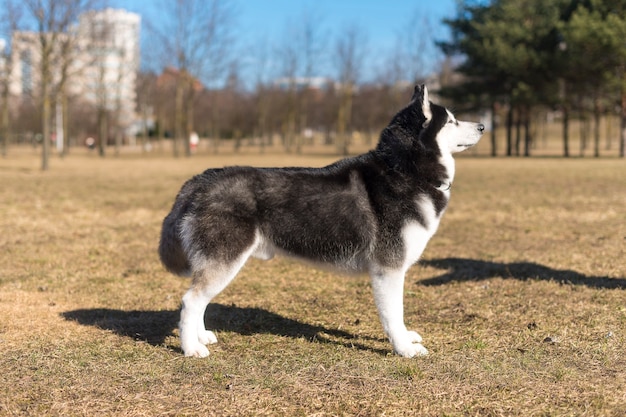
xmin=1 ymin=147 xmax=625 ymax=416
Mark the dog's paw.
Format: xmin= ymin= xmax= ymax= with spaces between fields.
xmin=406 ymin=330 xmax=423 ymax=344
xmin=392 ymin=331 xmax=428 ymax=358
xmin=394 ymin=342 xmax=429 ymax=358
xmin=198 ymin=330 xmax=218 ymax=345
xmin=182 ymin=342 xmax=210 ymax=358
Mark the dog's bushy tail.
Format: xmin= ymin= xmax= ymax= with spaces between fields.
xmin=159 ymin=180 xmax=198 ymax=276
xmin=158 ymin=209 xmax=190 ymax=276
xmin=158 ymin=215 xmax=189 ymax=276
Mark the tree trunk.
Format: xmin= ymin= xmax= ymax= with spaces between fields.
xmin=514 ymin=108 xmax=521 ymax=156
xmin=561 ymin=104 xmax=569 ymax=157
xmin=284 ymin=89 xmax=296 ymax=153
xmin=157 ymin=107 xmax=165 ymax=153
xmin=506 ymin=104 xmax=513 ymax=156
xmin=1 ymin=85 xmax=9 ymax=158
xmin=62 ymin=92 xmax=70 ymax=156
xmin=184 ymin=81 xmax=195 ymax=157
xmin=141 ymin=105 xmax=149 ymax=153
xmin=621 ymin=89 xmax=626 ymax=158
xmin=114 ymin=126 xmax=123 ymax=156
xmin=42 ymin=83 xmax=51 ymax=170
xmin=114 ymin=98 xmax=123 ymax=157
xmin=580 ymin=116 xmax=588 ymax=157
xmin=523 ymin=107 xmax=531 ymax=157
xmin=604 ymin=110 xmax=612 ymax=151
xmin=257 ymin=93 xmax=268 ymax=154
xmin=98 ymin=108 xmax=107 ymax=157
xmin=337 ymin=85 xmax=352 ymax=156
xmin=296 ymin=92 xmax=308 ymax=154
xmin=490 ymin=101 xmax=497 ymax=157
xmin=55 ymin=99 xmax=64 ymax=156
xmin=593 ymin=97 xmax=601 ymax=157
xmin=174 ymin=78 xmax=184 ymax=157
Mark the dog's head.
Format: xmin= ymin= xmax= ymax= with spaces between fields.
xmin=411 ymin=85 xmax=484 ymax=155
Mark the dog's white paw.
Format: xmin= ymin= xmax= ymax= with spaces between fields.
xmin=406 ymin=330 xmax=423 ymax=343
xmin=182 ymin=342 xmax=210 ymax=358
xmin=198 ymin=330 xmax=218 ymax=345
xmin=394 ymin=342 xmax=429 ymax=358
xmin=392 ymin=330 xmax=428 ymax=357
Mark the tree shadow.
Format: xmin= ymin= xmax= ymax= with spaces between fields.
xmin=61 ymin=303 xmax=388 ymax=355
xmin=420 ymin=257 xmax=626 ymax=289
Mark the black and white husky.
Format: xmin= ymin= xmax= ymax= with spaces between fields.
xmin=159 ymin=85 xmax=484 ymax=358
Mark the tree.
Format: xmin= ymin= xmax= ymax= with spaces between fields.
xmin=375 ymin=9 xmax=440 ymax=145
xmin=294 ymin=8 xmax=327 ymax=153
xmin=136 ymin=71 xmax=157 ymax=152
xmin=0 ymin=2 xmax=21 ymax=157
xmin=440 ymin=0 xmax=564 ymax=156
xmin=148 ymin=0 xmax=235 ymax=157
xmin=275 ymin=22 xmax=299 ymax=153
xmin=559 ymin=1 xmax=626 ymax=157
xmin=333 ymin=24 xmax=367 ymax=155
xmin=400 ymin=9 xmax=440 ymax=84
xmin=248 ymin=34 xmax=273 ymax=153
xmin=273 ymin=9 xmax=327 ymax=153
xmin=16 ymin=0 xmax=98 ymax=170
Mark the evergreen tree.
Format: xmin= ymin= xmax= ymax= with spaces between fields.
xmin=439 ymin=0 xmax=626 ymax=157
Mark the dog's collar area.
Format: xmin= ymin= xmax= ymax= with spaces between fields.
xmin=433 ymin=181 xmax=452 ymax=191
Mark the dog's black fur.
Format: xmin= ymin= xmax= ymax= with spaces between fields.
xmin=160 ymin=87 xmax=450 ymax=272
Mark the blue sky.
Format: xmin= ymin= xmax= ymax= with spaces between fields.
xmin=233 ymin=0 xmax=458 ymax=47
xmin=113 ymin=0 xmax=458 ymax=85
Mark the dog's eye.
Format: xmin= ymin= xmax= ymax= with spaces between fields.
xmin=448 ymin=119 xmax=455 ymax=124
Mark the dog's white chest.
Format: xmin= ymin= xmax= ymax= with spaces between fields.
xmin=401 ymin=197 xmax=442 ymax=268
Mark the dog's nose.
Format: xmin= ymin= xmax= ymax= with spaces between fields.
xmin=477 ymin=124 xmax=485 ymax=133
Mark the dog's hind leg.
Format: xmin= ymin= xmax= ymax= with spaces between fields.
xmin=179 ymin=246 xmax=255 ymax=358
xmin=370 ymin=267 xmax=429 ymax=358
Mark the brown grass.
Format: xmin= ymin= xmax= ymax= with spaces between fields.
xmin=1 ymin=147 xmax=625 ymax=416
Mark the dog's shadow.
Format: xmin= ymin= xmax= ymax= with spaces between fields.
xmin=62 ymin=258 xmax=620 ymax=353
xmin=420 ymin=257 xmax=626 ymax=289
xmin=61 ymin=303 xmax=387 ymax=354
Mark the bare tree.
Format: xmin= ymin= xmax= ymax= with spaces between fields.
xmin=82 ymin=11 xmax=114 ymax=157
xmin=77 ymin=8 xmax=139 ymax=157
xmin=333 ymin=24 xmax=367 ymax=155
xmin=136 ymin=71 xmax=156 ymax=152
xmin=375 ymin=9 xmax=440 ymax=134
xmin=0 ymin=2 xmax=21 ymax=157
xmin=249 ymin=34 xmax=273 ymax=152
xmin=295 ymin=8 xmax=327 ymax=153
xmin=16 ymin=0 xmax=98 ymax=170
xmin=403 ymin=11 xmax=438 ymax=84
xmin=275 ymin=9 xmax=327 ymax=153
xmin=148 ymin=0 xmax=235 ymax=157
xmin=276 ymin=23 xmax=298 ymax=152
xmin=54 ymin=16 xmax=83 ymax=157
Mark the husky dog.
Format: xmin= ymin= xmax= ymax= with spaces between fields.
xmin=159 ymin=85 xmax=484 ymax=358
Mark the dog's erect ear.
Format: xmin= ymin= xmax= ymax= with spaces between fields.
xmin=411 ymin=84 xmax=432 ymax=126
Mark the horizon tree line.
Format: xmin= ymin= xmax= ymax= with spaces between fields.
xmin=1 ymin=0 xmax=624 ymax=170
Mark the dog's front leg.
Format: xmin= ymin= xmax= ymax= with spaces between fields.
xmin=370 ymin=268 xmax=429 ymax=358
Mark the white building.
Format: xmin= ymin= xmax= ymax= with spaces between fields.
xmin=9 ymin=8 xmax=140 ymax=126
xmin=9 ymin=31 xmax=40 ymax=97
xmin=77 ymin=8 xmax=140 ymax=125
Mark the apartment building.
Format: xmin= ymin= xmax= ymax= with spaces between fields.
xmin=8 ymin=8 xmax=140 ymax=126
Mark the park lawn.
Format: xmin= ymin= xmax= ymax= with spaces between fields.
xmin=1 ymin=149 xmax=625 ymax=416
